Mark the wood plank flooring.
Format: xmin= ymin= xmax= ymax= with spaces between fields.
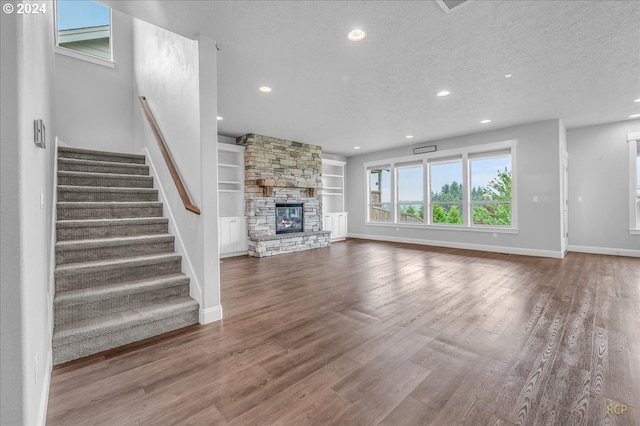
xmin=47 ymin=239 xmax=640 ymax=425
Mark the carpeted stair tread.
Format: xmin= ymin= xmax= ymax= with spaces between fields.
xmin=56 ymin=234 xmax=175 ymax=251
xmin=56 ymin=201 xmax=164 ymax=220
xmin=58 ymin=147 xmax=146 ymax=164
xmin=55 ymin=252 xmax=182 ymax=274
xmin=58 ymin=185 xmax=159 ymax=202
xmin=53 ymin=297 xmax=198 ymax=346
xmin=56 ymin=217 xmax=169 ymax=240
xmin=58 ymin=170 xmax=154 ymax=188
xmin=57 ymin=217 xmax=169 ymax=229
xmin=58 ymin=185 xmax=158 ymax=194
xmin=54 ymin=273 xmax=190 ymax=308
xmin=58 ymin=157 xmax=149 ymax=175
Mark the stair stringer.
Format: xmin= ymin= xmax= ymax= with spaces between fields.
xmin=142 ymin=147 xmax=203 ymax=315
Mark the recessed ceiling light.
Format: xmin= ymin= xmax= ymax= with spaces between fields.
xmin=348 ymin=29 xmax=366 ymax=42
xmin=354 ymin=146 xmax=361 ymax=150
xmin=504 ymin=73 xmax=513 ymax=79
xmin=635 ymin=98 xmax=640 ymax=103
xmin=480 ymin=119 xmax=491 ymax=124
xmin=259 ymin=86 xmax=272 ymax=93
xmin=437 ymin=90 xmax=450 ymax=97
xmin=217 ymin=116 xmax=223 ymax=121
xmin=630 ymin=113 xmax=640 ymax=118
xmin=406 ymin=135 xmax=414 ymax=139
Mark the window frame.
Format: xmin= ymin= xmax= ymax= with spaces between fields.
xmin=363 ymin=140 xmax=518 ymax=234
xmin=54 ymin=0 xmax=115 ymax=68
xmin=628 ymin=132 xmax=640 ymax=235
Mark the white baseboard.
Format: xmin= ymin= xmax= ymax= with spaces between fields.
xmin=567 ymin=245 xmax=640 ymax=258
xmin=220 ymin=250 xmax=248 ymax=259
xmin=347 ymin=233 xmax=564 ymax=259
xmin=36 ymin=351 xmax=52 ymax=426
xmin=200 ymin=305 xmax=223 ymax=324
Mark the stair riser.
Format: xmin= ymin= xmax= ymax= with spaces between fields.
xmin=57 ymin=222 xmax=169 ymax=241
xmin=59 ymin=151 xmax=145 ymax=165
xmin=58 ymin=175 xmax=154 ymax=189
xmin=57 ymin=205 xmax=164 ymax=220
xmin=53 ymin=309 xmax=198 ymax=365
xmin=55 ymin=284 xmax=190 ymax=325
xmin=56 ymin=240 xmax=175 ymax=265
xmin=56 ymin=258 xmax=182 ymax=291
xmin=58 ymin=190 xmax=158 ymax=202
xmin=59 ymin=162 xmax=149 ymax=175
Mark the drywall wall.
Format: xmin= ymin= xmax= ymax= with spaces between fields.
xmin=54 ymin=9 xmax=134 ymax=153
xmin=346 ymin=120 xmax=563 ymax=257
xmin=218 ymin=135 xmax=236 ymax=145
xmin=132 ymin=19 xmax=221 ymax=322
xmin=1 ymin=2 xmax=56 ymax=424
xmin=567 ymin=120 xmax=640 ymax=254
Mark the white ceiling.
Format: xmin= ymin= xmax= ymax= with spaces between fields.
xmin=104 ymin=1 xmax=640 ymax=156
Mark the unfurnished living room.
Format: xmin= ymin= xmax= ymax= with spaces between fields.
xmin=1 ymin=0 xmax=639 ymax=425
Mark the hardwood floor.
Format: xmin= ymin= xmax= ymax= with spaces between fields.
xmin=47 ymin=239 xmax=640 ymax=425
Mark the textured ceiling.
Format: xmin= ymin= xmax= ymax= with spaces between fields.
xmin=104 ymin=1 xmax=640 ymax=156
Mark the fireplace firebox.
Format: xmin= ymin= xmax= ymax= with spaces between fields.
xmin=275 ymin=203 xmax=303 ymax=234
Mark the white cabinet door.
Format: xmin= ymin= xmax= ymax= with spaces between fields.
xmin=323 ymin=215 xmax=333 ymax=234
xmin=323 ymin=213 xmax=347 ymax=241
xmin=219 ymin=217 xmax=247 ymax=255
xmin=335 ymin=213 xmax=348 ymax=239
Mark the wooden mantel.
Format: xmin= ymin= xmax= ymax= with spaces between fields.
xmin=256 ymin=178 xmax=316 ymax=197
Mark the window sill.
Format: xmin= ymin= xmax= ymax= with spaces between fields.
xmin=55 ymin=46 xmax=115 ymax=69
xmin=366 ymin=221 xmax=519 ymax=234
xmin=630 ymin=229 xmax=640 ymax=235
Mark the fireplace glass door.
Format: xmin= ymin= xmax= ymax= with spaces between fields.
xmin=275 ymin=204 xmax=303 ymax=234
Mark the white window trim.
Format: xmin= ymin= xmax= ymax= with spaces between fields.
xmin=628 ymin=132 xmax=640 ymax=235
xmin=54 ymin=1 xmax=114 ymax=67
xmin=363 ymin=140 xmax=518 ymax=233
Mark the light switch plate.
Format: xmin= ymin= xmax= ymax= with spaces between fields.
xmin=34 ymin=119 xmax=46 ymax=148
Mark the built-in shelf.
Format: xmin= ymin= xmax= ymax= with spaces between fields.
xmin=218 ymin=142 xmax=248 ymax=257
xmin=322 ymin=158 xmax=348 ymax=241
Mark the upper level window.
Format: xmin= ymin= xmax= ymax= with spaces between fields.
xmin=56 ymin=0 xmax=112 ymax=61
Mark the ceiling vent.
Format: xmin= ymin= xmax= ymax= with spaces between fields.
xmin=435 ymin=0 xmax=470 ymax=13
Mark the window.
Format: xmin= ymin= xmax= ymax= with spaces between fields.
xmin=429 ymin=158 xmax=463 ymax=225
xmin=470 ymin=151 xmax=512 ymax=226
xmin=364 ymin=140 xmax=517 ymax=231
xmin=56 ymin=0 xmax=112 ymax=62
xmin=397 ymin=164 xmax=424 ymax=223
xmin=368 ymin=167 xmax=392 ymax=222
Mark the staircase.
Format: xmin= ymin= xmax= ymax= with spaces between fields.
xmin=53 ymin=147 xmax=199 ymax=365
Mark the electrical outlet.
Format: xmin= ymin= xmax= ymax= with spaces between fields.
xmin=40 ymin=188 xmax=44 ymax=209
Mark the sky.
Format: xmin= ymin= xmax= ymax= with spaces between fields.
xmin=57 ymin=0 xmax=109 ymax=31
xmin=372 ymin=156 xmax=511 ymax=203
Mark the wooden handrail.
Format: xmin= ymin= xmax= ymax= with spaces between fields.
xmin=137 ymin=96 xmax=201 ymax=215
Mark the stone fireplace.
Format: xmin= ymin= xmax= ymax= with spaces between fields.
xmin=236 ymin=134 xmax=331 ymax=257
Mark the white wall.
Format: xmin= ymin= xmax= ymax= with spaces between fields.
xmin=132 ymin=19 xmax=221 ymax=322
xmin=54 ymin=10 xmax=134 ymax=153
xmin=567 ymin=120 xmax=640 ymax=255
xmin=218 ymin=135 xmax=236 ymax=145
xmin=1 ymin=2 xmax=56 ymax=424
xmin=346 ymin=120 xmax=563 ymax=257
